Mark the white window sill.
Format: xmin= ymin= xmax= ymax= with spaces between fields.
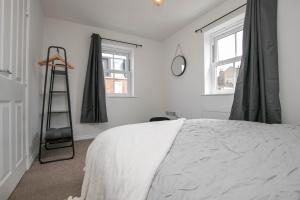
xmin=202 ymin=93 xmax=234 ymax=96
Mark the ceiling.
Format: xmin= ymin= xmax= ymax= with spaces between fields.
xmin=41 ymin=0 xmax=226 ymax=41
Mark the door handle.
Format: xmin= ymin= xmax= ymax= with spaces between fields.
xmin=0 ymin=69 xmax=12 ymax=74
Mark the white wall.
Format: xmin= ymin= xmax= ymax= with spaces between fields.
xmin=162 ymin=0 xmax=300 ymax=125
xmin=42 ymin=18 xmax=166 ymax=140
xmin=162 ymin=0 xmax=245 ymax=120
xmin=27 ymin=0 xmax=44 ymax=164
xmin=278 ymin=0 xmax=300 ymax=125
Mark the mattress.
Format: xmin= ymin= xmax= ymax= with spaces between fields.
xmin=147 ymin=119 xmax=300 ymax=200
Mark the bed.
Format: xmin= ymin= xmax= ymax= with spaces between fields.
xmin=69 ymin=119 xmax=300 ymax=200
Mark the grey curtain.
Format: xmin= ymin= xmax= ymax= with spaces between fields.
xmin=80 ymin=34 xmax=108 ymax=123
xmin=229 ymin=0 xmax=281 ymax=123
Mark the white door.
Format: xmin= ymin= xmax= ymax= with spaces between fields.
xmin=0 ymin=0 xmax=28 ymax=199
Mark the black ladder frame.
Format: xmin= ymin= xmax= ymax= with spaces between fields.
xmin=39 ymin=46 xmax=75 ymax=164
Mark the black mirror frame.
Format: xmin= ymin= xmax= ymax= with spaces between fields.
xmin=171 ymin=55 xmax=187 ymax=77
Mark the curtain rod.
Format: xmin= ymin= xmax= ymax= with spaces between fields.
xmin=195 ymin=3 xmax=247 ymax=33
xmin=101 ymin=37 xmax=143 ymax=48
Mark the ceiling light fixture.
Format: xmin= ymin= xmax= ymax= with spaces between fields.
xmin=153 ymin=0 xmax=164 ymax=6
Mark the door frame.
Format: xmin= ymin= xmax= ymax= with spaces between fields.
xmin=24 ymin=0 xmax=31 ymax=170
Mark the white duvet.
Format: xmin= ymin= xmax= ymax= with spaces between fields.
xmin=69 ymin=119 xmax=185 ymax=200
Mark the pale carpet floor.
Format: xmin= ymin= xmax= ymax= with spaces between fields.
xmin=9 ymin=140 xmax=93 ymax=200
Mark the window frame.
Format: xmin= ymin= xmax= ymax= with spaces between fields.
xmin=102 ymin=44 xmax=134 ymax=97
xmin=205 ymin=17 xmax=244 ymax=95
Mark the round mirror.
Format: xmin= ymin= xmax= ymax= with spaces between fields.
xmin=171 ymin=55 xmax=186 ymax=76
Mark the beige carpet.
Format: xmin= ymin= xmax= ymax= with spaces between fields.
xmin=9 ymin=139 xmax=92 ymax=200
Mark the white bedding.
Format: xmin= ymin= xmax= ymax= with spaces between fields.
xmin=68 ymin=119 xmax=185 ymax=200
xmin=69 ymin=119 xmax=300 ymax=200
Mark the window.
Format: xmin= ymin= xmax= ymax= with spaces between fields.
xmin=204 ymin=16 xmax=244 ymax=95
xmin=102 ymin=45 xmax=133 ymax=97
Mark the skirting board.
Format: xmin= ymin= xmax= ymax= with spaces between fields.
xmin=27 ymin=147 xmax=39 ymax=169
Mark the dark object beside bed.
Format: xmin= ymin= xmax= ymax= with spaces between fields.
xmin=149 ymin=117 xmax=170 ymax=122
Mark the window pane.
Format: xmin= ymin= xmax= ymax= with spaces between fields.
xmin=217 ymin=34 xmax=235 ymax=61
xmin=104 ymin=70 xmax=113 ymax=78
xmin=105 ymin=77 xmax=114 ymax=94
xmin=114 ymin=58 xmax=126 ymax=71
xmin=114 ymin=73 xmax=127 ymax=79
xmin=237 ymin=31 xmax=243 ymax=56
xmin=216 ymin=63 xmax=235 ymax=91
xmin=114 ymin=81 xmax=123 ymax=94
xmin=114 ymin=54 xmax=127 ymax=60
xmin=102 ymin=48 xmax=132 ymax=96
xmin=234 ymin=61 xmax=241 ymax=81
xmin=235 ymin=60 xmax=241 ymax=69
xmin=104 ymin=73 xmax=128 ymax=94
xmin=103 ymin=59 xmax=112 ymax=77
xmin=102 ymin=53 xmax=113 ymax=70
xmin=102 ymin=58 xmax=108 ymax=69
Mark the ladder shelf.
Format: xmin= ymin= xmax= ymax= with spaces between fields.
xmin=38 ymin=46 xmax=75 ymax=164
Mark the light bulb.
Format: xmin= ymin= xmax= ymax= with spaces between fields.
xmin=153 ymin=0 xmax=164 ymax=6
